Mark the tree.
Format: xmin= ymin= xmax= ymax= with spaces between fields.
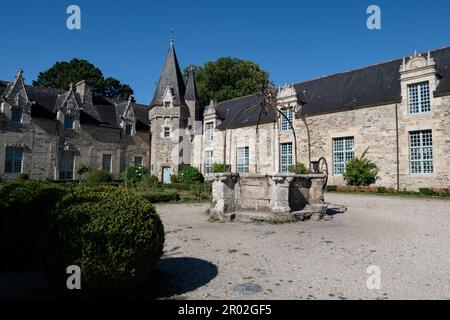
xmin=343 ymin=148 xmax=378 ymax=186
xmin=33 ymin=59 xmax=133 ymax=100
xmin=184 ymin=57 xmax=269 ymax=107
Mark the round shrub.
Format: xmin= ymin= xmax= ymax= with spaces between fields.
xmin=177 ymin=165 xmax=204 ymax=184
xmin=85 ymin=170 xmax=112 ymax=184
xmin=41 ymin=186 xmax=165 ymax=298
xmin=0 ymin=180 xmax=66 ymax=270
xmin=16 ymin=173 xmax=30 ymax=180
xmin=121 ymin=165 xmax=149 ymax=185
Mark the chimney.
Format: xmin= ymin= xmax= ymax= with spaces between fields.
xmin=75 ymin=80 xmax=93 ymax=105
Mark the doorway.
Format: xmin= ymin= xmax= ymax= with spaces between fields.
xmin=162 ymin=166 xmax=172 ymax=184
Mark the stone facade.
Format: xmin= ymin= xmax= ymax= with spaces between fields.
xmin=1 ymin=43 xmax=449 ymax=191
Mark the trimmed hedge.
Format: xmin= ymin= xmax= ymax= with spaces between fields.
xmin=85 ymin=170 xmax=112 ymax=184
xmin=0 ymin=181 xmax=66 ymax=270
xmin=41 ymin=186 xmax=165 ymax=298
xmin=140 ymin=191 xmax=181 ymax=203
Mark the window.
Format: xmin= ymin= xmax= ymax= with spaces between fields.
xmin=236 ymin=147 xmax=249 ymax=173
xmin=408 ymin=82 xmax=430 ymax=114
xmin=59 ymin=151 xmax=74 ymax=180
xmin=280 ymin=108 xmax=293 ymax=132
xmin=333 ymin=137 xmax=354 ymax=175
xmin=205 ymin=150 xmax=213 ymax=174
xmin=64 ymin=116 xmax=75 ymax=129
xmin=280 ymin=142 xmax=293 ymax=173
xmin=125 ymin=124 xmax=133 ymax=135
xmin=11 ymin=109 xmax=22 ymax=123
xmin=205 ymin=122 xmax=214 ymax=141
xmin=102 ymin=154 xmax=112 ymax=172
xmin=134 ymin=156 xmax=143 ymax=167
xmin=410 ymin=130 xmax=433 ymax=174
xmin=164 ymin=101 xmax=170 ymax=108
xmin=164 ymin=127 xmax=170 ymax=138
xmin=5 ymin=147 xmax=23 ymax=173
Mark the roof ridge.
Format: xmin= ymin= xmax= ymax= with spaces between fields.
xmin=293 ymin=45 xmax=450 ymax=87
xmin=216 ymin=92 xmax=259 ymax=106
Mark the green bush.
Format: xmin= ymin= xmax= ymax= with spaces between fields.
xmin=419 ymin=188 xmax=434 ymax=196
xmin=211 ymin=163 xmax=228 ymax=173
xmin=76 ymin=164 xmax=92 ymax=180
xmin=140 ymin=191 xmax=181 ymax=203
xmin=170 ymin=174 xmax=178 ymax=184
xmin=177 ymin=165 xmax=204 ymax=184
xmin=377 ymin=187 xmax=386 ymax=194
xmin=85 ymin=170 xmax=112 ymax=184
xmin=41 ymin=186 xmax=165 ymax=298
xmin=137 ymin=174 xmax=161 ymax=191
xmin=121 ymin=165 xmax=149 ymax=185
xmin=325 ymin=185 xmax=337 ymax=192
xmin=16 ymin=173 xmax=30 ymax=180
xmin=0 ymin=180 xmax=67 ymax=270
xmin=288 ymin=163 xmax=310 ymax=174
xmin=343 ymin=148 xmax=378 ymax=186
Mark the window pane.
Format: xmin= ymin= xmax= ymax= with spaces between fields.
xmin=125 ymin=124 xmax=133 ymax=135
xmin=409 ymin=82 xmax=430 ymax=114
xmin=11 ymin=109 xmax=22 ymax=123
xmin=64 ymin=116 xmax=74 ymax=129
xmin=237 ymin=147 xmax=249 ymax=173
xmin=409 ymin=130 xmax=433 ymax=174
xmin=280 ymin=108 xmax=293 ymax=132
xmin=102 ymin=154 xmax=112 ymax=172
xmin=205 ymin=122 xmax=214 ymax=141
xmin=59 ymin=151 xmax=74 ymax=180
xmin=134 ymin=157 xmax=143 ymax=167
xmin=333 ymin=137 xmax=354 ymax=175
xmin=5 ymin=147 xmax=23 ymax=173
xmin=280 ymin=142 xmax=293 ymax=173
xmin=205 ymin=150 xmax=213 ymax=174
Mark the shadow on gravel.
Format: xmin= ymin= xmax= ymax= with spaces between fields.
xmin=153 ymin=257 xmax=218 ymax=298
xmin=325 ymin=204 xmax=348 ymax=216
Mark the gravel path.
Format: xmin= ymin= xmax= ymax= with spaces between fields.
xmin=154 ymin=193 xmax=450 ymax=300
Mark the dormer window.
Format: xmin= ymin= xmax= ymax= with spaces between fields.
xmin=205 ymin=122 xmax=214 ymax=141
xmin=280 ymin=107 xmax=293 ymax=131
xmin=64 ymin=116 xmax=75 ymax=129
xmin=164 ymin=101 xmax=171 ymax=108
xmin=11 ymin=109 xmax=22 ymax=123
xmin=125 ymin=124 xmax=133 ymax=135
xmin=408 ymin=81 xmax=431 ymax=114
xmin=164 ymin=127 xmax=170 ymax=138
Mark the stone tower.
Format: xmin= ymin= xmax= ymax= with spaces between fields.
xmin=149 ymin=38 xmax=200 ymax=183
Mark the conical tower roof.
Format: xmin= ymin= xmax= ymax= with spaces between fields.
xmin=184 ymin=67 xmax=199 ymax=101
xmin=150 ymin=40 xmax=186 ymax=107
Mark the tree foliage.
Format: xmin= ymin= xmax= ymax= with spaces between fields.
xmin=343 ymin=148 xmax=379 ymax=186
xmin=184 ymin=57 xmax=269 ymax=107
xmin=33 ymin=59 xmax=133 ymax=99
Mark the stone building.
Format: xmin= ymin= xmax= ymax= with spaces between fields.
xmin=0 ymin=71 xmax=150 ymax=181
xmin=1 ymin=40 xmax=449 ymax=191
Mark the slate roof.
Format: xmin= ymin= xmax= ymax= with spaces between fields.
xmin=149 ymin=42 xmax=186 ymax=107
xmin=215 ymin=94 xmax=277 ymax=130
xmin=297 ymin=46 xmax=450 ymax=116
xmin=185 ymin=68 xmax=199 ymax=101
xmin=214 ymin=46 xmax=450 ymax=129
xmin=0 ymin=80 xmax=150 ymax=132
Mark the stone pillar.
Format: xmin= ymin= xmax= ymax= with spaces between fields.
xmin=208 ymin=173 xmax=238 ymax=215
xmin=268 ymin=174 xmax=294 ymax=214
xmin=309 ymin=175 xmax=325 ymax=204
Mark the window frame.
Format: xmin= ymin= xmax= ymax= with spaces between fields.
xmin=409 ymin=130 xmax=433 ymax=174
xmin=205 ymin=122 xmax=214 ymax=141
xmin=204 ymin=150 xmax=213 ymax=174
xmin=332 ymin=137 xmax=354 ymax=176
xmin=236 ymin=147 xmax=249 ymax=174
xmin=134 ymin=156 xmax=143 ymax=167
xmin=163 ymin=127 xmax=170 ymax=138
xmin=64 ymin=115 xmax=75 ymax=130
xmin=5 ymin=146 xmax=23 ymax=174
xmin=11 ymin=109 xmax=23 ymax=123
xmin=125 ymin=124 xmax=133 ymax=136
xmin=408 ymin=81 xmax=431 ymax=115
xmin=279 ymin=107 xmax=293 ymax=132
xmin=102 ymin=154 xmax=112 ymax=173
xmin=280 ymin=142 xmax=293 ymax=173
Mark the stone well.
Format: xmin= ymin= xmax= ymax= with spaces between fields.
xmin=207 ymin=173 xmax=327 ymax=222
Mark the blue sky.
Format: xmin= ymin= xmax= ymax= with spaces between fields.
xmin=1 ymin=0 xmax=449 ymax=103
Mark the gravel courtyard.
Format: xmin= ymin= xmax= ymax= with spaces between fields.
xmin=154 ymin=193 xmax=450 ymax=300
